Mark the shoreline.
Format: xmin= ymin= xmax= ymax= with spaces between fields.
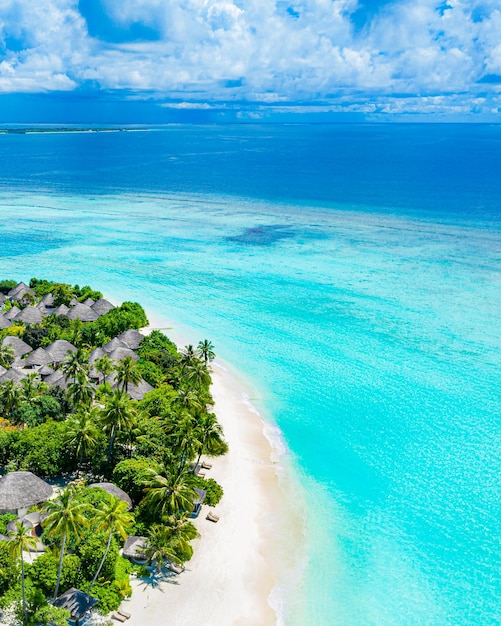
xmin=121 ymin=311 xmax=306 ymax=625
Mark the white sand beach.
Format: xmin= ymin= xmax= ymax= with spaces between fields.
xmin=121 ymin=316 xmax=304 ymax=626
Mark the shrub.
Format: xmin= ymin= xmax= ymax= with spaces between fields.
xmin=193 ymin=476 xmax=224 ymax=506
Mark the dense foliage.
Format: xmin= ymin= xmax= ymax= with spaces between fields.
xmin=0 ymin=278 xmax=227 ymax=623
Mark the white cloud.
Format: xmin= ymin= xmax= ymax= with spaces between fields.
xmin=0 ymin=0 xmax=500 ymax=116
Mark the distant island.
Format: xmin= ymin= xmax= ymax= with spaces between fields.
xmin=0 ymin=128 xmax=129 ymax=135
xmin=0 ymin=278 xmax=226 ymax=625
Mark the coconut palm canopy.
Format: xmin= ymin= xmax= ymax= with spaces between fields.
xmin=88 ymin=482 xmax=133 ymax=510
xmin=0 ymin=471 xmax=53 ymax=511
xmin=117 ymin=329 xmax=144 ymax=350
xmin=45 ymin=339 xmax=77 ymax=363
xmin=14 ymin=306 xmax=43 ymax=325
xmin=1 ymin=336 xmax=32 ymax=358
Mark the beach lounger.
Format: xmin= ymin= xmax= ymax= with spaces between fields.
xmin=168 ymin=562 xmax=184 ymax=574
xmin=111 ymin=613 xmax=127 ymax=622
xmin=206 ymin=511 xmax=220 ymax=523
xmin=201 ymin=461 xmax=212 ymax=470
xmin=197 ymin=471 xmax=206 ymax=478
xmin=117 ymin=609 xmax=131 ymax=619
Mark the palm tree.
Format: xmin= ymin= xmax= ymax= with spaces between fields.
xmin=89 ymin=496 xmax=134 ymax=591
xmin=184 ymin=359 xmax=211 ymax=390
xmin=197 ymin=339 xmax=215 ymax=364
xmin=194 ymin=412 xmax=224 ymax=470
xmin=145 ymin=525 xmax=182 ymax=574
xmin=141 ymin=468 xmax=197 ymax=519
xmin=20 ymin=372 xmax=40 ymax=403
xmin=171 ymin=388 xmax=202 ymax=414
xmin=179 ymin=345 xmax=197 ymax=371
xmin=7 ymin=522 xmax=38 ymax=624
xmin=0 ymin=379 xmax=22 ymax=414
xmin=61 ymin=348 xmax=89 ymax=385
xmin=67 ymin=371 xmax=94 ymax=408
xmin=168 ymin=412 xmax=201 ymax=475
xmin=65 ymin=408 xmax=100 ymax=467
xmin=43 ymin=487 xmax=90 ymax=600
xmin=100 ymin=390 xmax=137 ymax=465
xmin=115 ymin=356 xmax=141 ymax=394
xmin=0 ymin=344 xmax=14 ymax=368
xmin=163 ymin=514 xmax=200 ymax=561
xmin=95 ymin=354 xmax=114 ymax=385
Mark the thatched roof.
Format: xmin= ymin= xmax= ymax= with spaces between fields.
xmin=40 ymin=293 xmax=54 ymax=306
xmin=0 ymin=365 xmax=6 ymax=377
xmin=91 ymin=298 xmax=115 ymax=316
xmin=38 ymin=364 xmax=54 ymax=377
xmin=88 ymin=483 xmax=133 ymax=510
xmin=44 ymin=370 xmax=65 ymax=385
xmin=117 ymin=329 xmax=144 ymax=350
xmin=66 ymin=304 xmax=99 ymax=322
xmin=46 ymin=339 xmax=77 ymax=363
xmin=103 ymin=337 xmax=129 ymax=353
xmin=8 ymin=283 xmax=34 ymax=300
xmin=89 ymin=347 xmax=106 ymax=364
xmin=24 ymin=347 xmax=52 ymax=367
xmin=82 ymin=297 xmax=95 ymax=307
xmin=0 ymin=314 xmax=11 ymax=329
xmin=193 ymin=488 xmax=206 ymax=507
xmin=36 ymin=303 xmax=51 ymax=317
xmin=0 ymin=368 xmax=25 ymax=383
xmin=2 ymin=336 xmax=32 ymax=357
xmin=14 ymin=306 xmax=43 ymax=325
xmin=108 ymin=347 xmax=139 ymax=362
xmin=123 ymin=536 xmax=148 ymax=561
xmin=0 ymin=471 xmax=53 ymax=511
xmin=127 ymin=379 xmax=154 ymax=401
xmin=4 ymin=306 xmax=21 ymax=320
xmin=52 ymin=304 xmax=69 ymax=316
xmin=53 ymin=588 xmax=99 ymax=621
xmin=70 ymin=298 xmax=79 ymax=306
xmin=0 ymin=294 xmax=6 ymax=305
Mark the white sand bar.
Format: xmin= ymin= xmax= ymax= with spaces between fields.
xmin=124 ymin=321 xmax=303 ymax=626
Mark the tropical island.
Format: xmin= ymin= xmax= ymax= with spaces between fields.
xmin=0 ymin=278 xmax=228 ymax=626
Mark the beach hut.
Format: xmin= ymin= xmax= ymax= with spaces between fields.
xmin=1 ymin=336 xmax=33 ymax=358
xmin=8 ymin=283 xmax=35 ymax=302
xmin=38 ymin=364 xmax=55 ymax=379
xmin=127 ymin=379 xmax=154 ymax=401
xmin=0 ymin=471 xmax=53 ymax=517
xmin=43 ymin=370 xmax=65 ymax=387
xmin=89 ymin=347 xmax=106 ymax=364
xmin=69 ymin=298 xmax=79 ymax=306
xmin=103 ymin=337 xmax=129 ymax=353
xmin=191 ymin=488 xmax=206 ymax=518
xmin=88 ymin=483 xmax=133 ymax=510
xmin=91 ymin=298 xmax=115 ymax=316
xmin=0 ymin=314 xmax=12 ymax=329
xmin=4 ymin=306 xmax=21 ymax=320
xmin=14 ymin=306 xmax=43 ymax=325
xmin=24 ymin=347 xmax=52 ymax=368
xmin=66 ymin=303 xmax=99 ymax=322
xmin=40 ymin=292 xmax=54 ymax=307
xmin=117 ymin=329 xmax=144 ymax=350
xmin=108 ymin=347 xmax=139 ymax=362
xmin=0 ymin=294 xmax=6 ymax=305
xmin=53 ymin=588 xmax=99 ymax=626
xmin=123 ymin=536 xmax=149 ymax=564
xmin=52 ymin=303 xmax=70 ymax=316
xmin=82 ymin=297 xmax=95 ymax=307
xmin=45 ymin=339 xmax=77 ymax=364
xmin=0 ymin=365 xmax=6 ymax=377
xmin=36 ymin=303 xmax=51 ymax=317
xmin=0 ymin=368 xmax=26 ymax=384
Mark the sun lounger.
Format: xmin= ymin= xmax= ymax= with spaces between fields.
xmin=201 ymin=461 xmax=212 ymax=470
xmin=111 ymin=613 xmax=127 ymax=622
xmin=206 ymin=511 xmax=220 ymax=523
xmin=118 ymin=609 xmax=131 ymax=619
xmin=197 ymin=471 xmax=206 ymax=478
xmin=168 ymin=562 xmax=184 ymax=574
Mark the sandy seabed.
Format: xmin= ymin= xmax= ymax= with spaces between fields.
xmin=121 ymin=315 xmax=305 ymax=626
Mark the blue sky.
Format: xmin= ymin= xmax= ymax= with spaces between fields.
xmin=0 ymin=0 xmax=500 ymax=122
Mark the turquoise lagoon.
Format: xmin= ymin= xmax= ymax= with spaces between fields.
xmin=0 ymin=125 xmax=499 ymax=625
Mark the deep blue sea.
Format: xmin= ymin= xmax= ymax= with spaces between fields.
xmin=0 ymin=124 xmax=500 ymax=625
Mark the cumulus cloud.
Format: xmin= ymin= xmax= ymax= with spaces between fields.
xmin=0 ymin=0 xmax=500 ymax=116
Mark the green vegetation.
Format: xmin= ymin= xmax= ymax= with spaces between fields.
xmin=0 ymin=277 xmax=227 ymax=622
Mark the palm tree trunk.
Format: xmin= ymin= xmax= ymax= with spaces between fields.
xmin=89 ymin=531 xmax=112 ymax=591
xmin=21 ymin=556 xmax=27 ymax=625
xmin=53 ymin=532 xmax=66 ymax=601
xmin=107 ymin=424 xmax=116 ymax=465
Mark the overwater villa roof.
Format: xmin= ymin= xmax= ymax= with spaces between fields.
xmin=52 ymin=304 xmax=70 ymax=316
xmin=53 ymin=588 xmax=99 ymax=622
xmin=103 ymin=337 xmax=129 ymax=352
xmin=108 ymin=347 xmax=139 ymax=362
xmin=127 ymin=379 xmax=154 ymax=401
xmin=123 ymin=536 xmax=148 ymax=562
xmin=40 ymin=293 xmax=54 ymax=306
xmin=117 ymin=329 xmax=144 ymax=350
xmin=2 ymin=336 xmax=33 ymax=357
xmin=5 ymin=306 xmax=21 ymax=320
xmin=0 ymin=471 xmax=53 ymax=511
xmin=24 ymin=347 xmax=52 ymax=367
xmin=91 ymin=298 xmax=115 ymax=316
xmin=14 ymin=306 xmax=43 ymax=325
xmin=66 ymin=303 xmax=99 ymax=322
xmin=0 ymin=314 xmax=11 ymax=329
xmin=88 ymin=482 xmax=133 ymax=510
xmin=45 ymin=339 xmax=77 ymax=363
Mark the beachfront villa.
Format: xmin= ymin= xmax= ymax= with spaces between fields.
xmin=53 ymin=588 xmax=99 ymax=626
xmin=0 ymin=470 xmax=53 ymax=516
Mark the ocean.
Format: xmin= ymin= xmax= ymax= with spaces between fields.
xmin=0 ymin=124 xmax=499 ymax=625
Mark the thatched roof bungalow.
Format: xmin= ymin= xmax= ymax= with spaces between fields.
xmin=4 ymin=306 xmax=21 ymax=320
xmin=123 ymin=536 xmax=149 ymax=564
xmin=2 ymin=336 xmax=33 ymax=358
xmin=127 ymin=379 xmax=154 ymax=401
xmin=103 ymin=337 xmax=129 ymax=352
xmin=40 ymin=292 xmax=54 ymax=306
xmin=53 ymin=588 xmax=99 ymax=626
xmin=88 ymin=482 xmax=133 ymax=510
xmin=0 ymin=368 xmax=26 ymax=384
xmin=88 ymin=347 xmax=106 ymax=364
xmin=108 ymin=347 xmax=139 ymax=362
xmin=191 ymin=488 xmax=206 ymax=518
xmin=38 ymin=364 xmax=55 ymax=379
xmin=35 ymin=303 xmax=51 ymax=317
xmin=0 ymin=314 xmax=11 ymax=329
xmin=91 ymin=298 xmax=115 ymax=316
xmin=82 ymin=297 xmax=95 ymax=307
xmin=0 ymin=471 xmax=53 ymax=516
xmin=66 ymin=303 xmax=99 ymax=322
xmin=14 ymin=306 xmax=43 ymax=325
xmin=52 ymin=303 xmax=70 ymax=316
xmin=8 ymin=282 xmax=35 ymax=301
xmin=45 ymin=339 xmax=77 ymax=364
xmin=118 ymin=329 xmax=144 ymax=350
xmin=44 ymin=370 xmax=65 ymax=386
xmin=24 ymin=347 xmax=52 ymax=368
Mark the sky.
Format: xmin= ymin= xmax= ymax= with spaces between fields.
xmin=0 ymin=0 xmax=501 ymax=123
